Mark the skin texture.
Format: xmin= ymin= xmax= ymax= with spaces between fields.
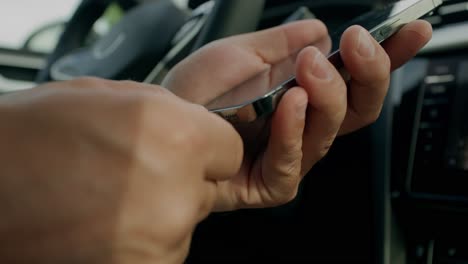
xmin=0 ymin=19 xmax=432 ymax=263
xmin=0 ymin=79 xmax=243 ymax=263
xmin=163 ymin=19 xmax=433 ymax=211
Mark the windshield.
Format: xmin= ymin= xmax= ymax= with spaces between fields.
xmin=0 ymin=0 xmax=80 ymax=51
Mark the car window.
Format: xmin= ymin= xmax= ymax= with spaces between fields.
xmin=0 ymin=0 xmax=80 ymax=53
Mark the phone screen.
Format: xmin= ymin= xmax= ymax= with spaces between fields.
xmin=207 ymin=0 xmax=441 ymax=121
xmin=205 ymin=2 xmax=392 ymax=110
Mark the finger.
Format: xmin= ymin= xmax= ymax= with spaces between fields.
xmin=382 ymin=20 xmax=433 ymax=71
xmin=164 ymin=20 xmax=331 ymax=104
xmin=230 ymin=19 xmax=331 ymax=63
xmin=261 ymin=87 xmax=308 ymax=204
xmin=339 ymin=26 xmax=391 ymax=135
xmin=193 ymin=107 xmax=244 ymax=181
xmin=295 ymin=47 xmax=347 ymax=175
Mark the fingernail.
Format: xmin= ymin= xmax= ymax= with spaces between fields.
xmin=311 ymin=51 xmax=333 ymax=80
xmin=296 ymin=97 xmax=308 ymax=120
xmin=357 ymin=28 xmax=376 ymax=58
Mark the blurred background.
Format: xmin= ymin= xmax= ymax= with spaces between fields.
xmin=2 ymin=1 xmax=468 ymax=263
xmin=0 ymin=0 xmax=80 ymax=52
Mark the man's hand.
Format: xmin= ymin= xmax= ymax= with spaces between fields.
xmin=163 ymin=19 xmax=432 ymax=211
xmin=0 ymin=78 xmax=243 ymax=263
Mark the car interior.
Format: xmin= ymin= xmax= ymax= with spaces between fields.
xmin=0 ymin=0 xmax=467 ymax=263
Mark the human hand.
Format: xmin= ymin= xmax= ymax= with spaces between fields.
xmin=0 ymin=78 xmax=242 ymax=263
xmin=163 ymin=19 xmax=432 ymax=211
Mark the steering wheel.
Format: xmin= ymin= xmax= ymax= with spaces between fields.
xmin=36 ymin=0 xmax=375 ymax=84
xmin=36 ymin=0 xmax=194 ymax=83
xmin=36 ymin=0 xmax=138 ymax=83
xmin=146 ymin=0 xmax=379 ymax=85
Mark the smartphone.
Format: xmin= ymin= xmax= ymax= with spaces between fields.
xmin=208 ymin=0 xmax=442 ymax=123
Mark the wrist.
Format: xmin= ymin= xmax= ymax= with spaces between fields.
xmin=0 ymin=93 xmax=20 ymax=136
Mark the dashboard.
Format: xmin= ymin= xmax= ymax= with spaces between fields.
xmin=187 ymin=1 xmax=468 ymax=263
xmin=392 ymin=25 xmax=468 ymax=264
xmin=0 ymin=0 xmax=467 ymax=263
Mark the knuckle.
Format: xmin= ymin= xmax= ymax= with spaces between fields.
xmin=165 ymin=203 xmax=199 ymax=233
xmin=231 ymin=133 xmax=244 ymax=171
xmin=312 ymin=19 xmax=328 ymax=34
xmin=280 ymin=137 xmax=303 ymax=158
xmin=169 ymin=121 xmax=205 ymax=151
xmin=197 ymin=40 xmax=230 ymax=58
xmin=138 ymin=204 xmax=197 ymax=249
xmin=70 ymin=76 xmax=108 ymax=88
xmin=271 ymin=139 xmax=303 ymax=179
xmin=278 ymin=151 xmax=302 ymax=177
xmin=368 ymin=109 xmax=382 ymax=123
xmin=356 ymin=105 xmax=383 ymax=126
xmin=369 ymin=70 xmax=390 ymax=88
xmin=274 ymin=187 xmax=299 ymax=206
xmin=125 ymin=93 xmax=148 ymax=113
xmin=375 ymin=52 xmax=391 ymax=82
xmin=191 ymin=103 xmax=210 ymax=113
xmin=119 ymin=80 xmax=139 ymax=87
xmin=313 ymin=75 xmax=347 ymax=115
xmin=383 ymin=52 xmax=391 ymax=70
xmin=364 ymin=110 xmax=382 ymax=125
xmin=318 ymin=134 xmax=336 ymax=159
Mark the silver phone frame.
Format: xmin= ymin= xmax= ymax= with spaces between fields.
xmin=210 ymin=0 xmax=443 ymax=123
